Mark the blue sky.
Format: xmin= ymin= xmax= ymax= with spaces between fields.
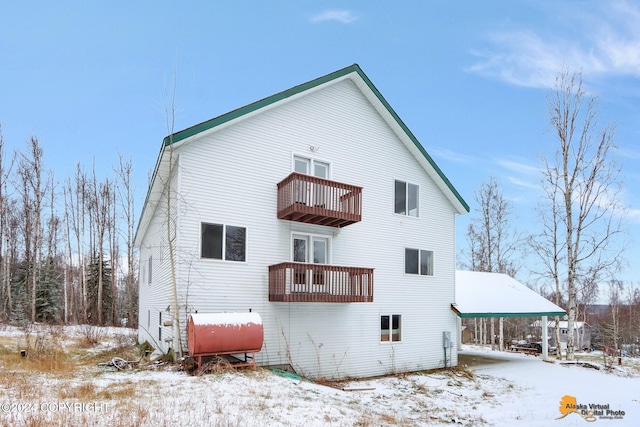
xmin=1 ymin=1 xmax=639 ymax=289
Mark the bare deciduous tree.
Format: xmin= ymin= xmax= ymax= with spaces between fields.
xmin=163 ymin=78 xmax=185 ymax=357
xmin=16 ymin=137 xmax=47 ymax=322
xmin=115 ymin=153 xmax=137 ymax=328
xmin=539 ymin=70 xmax=625 ymax=360
xmin=529 ymin=166 xmax=566 ymax=358
xmin=464 ymin=177 xmax=520 ymax=350
xmin=0 ymin=125 xmax=12 ymax=316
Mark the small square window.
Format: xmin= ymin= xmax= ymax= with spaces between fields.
xmin=201 ymin=223 xmax=246 ymax=261
xmin=405 ymin=249 xmax=434 ymax=276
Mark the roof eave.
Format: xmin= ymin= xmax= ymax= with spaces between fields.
xmin=451 ymin=305 xmax=567 ymax=319
xmin=160 ymin=64 xmax=469 ymax=214
xmin=136 ymin=64 xmax=470 ymax=246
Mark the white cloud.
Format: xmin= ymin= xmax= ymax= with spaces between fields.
xmin=497 ymin=158 xmax=540 ymax=175
xmin=617 ymin=146 xmax=640 ymax=161
xmin=508 ymin=176 xmax=540 ymax=190
xmin=428 ymin=147 xmax=475 ymax=163
xmin=310 ymin=9 xmax=358 ymax=24
xmin=468 ymin=1 xmax=640 ymax=88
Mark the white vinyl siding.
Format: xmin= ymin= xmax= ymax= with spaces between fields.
xmin=136 ymin=164 xmax=180 ymax=354
xmin=138 ymin=77 xmax=460 ymax=378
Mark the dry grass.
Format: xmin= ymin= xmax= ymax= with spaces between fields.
xmin=0 ymin=324 xmax=158 ymax=427
xmin=197 ymin=355 xmax=233 ymax=375
xmin=57 ymin=379 xmax=143 ymax=401
xmin=77 ymin=324 xmax=105 ymax=347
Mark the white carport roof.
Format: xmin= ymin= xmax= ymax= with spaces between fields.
xmin=452 ymin=270 xmax=566 ymax=318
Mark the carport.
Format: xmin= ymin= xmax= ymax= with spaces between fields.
xmin=452 ymin=270 xmax=566 ymax=360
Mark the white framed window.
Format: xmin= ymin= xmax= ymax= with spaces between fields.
xmin=293 ymin=155 xmax=331 ymax=207
xmin=292 ymin=233 xmax=330 ymax=264
xmin=291 ymin=232 xmax=330 ymax=290
xmin=381 ymin=315 xmax=402 ymax=342
xmin=405 ymin=248 xmax=434 ymax=276
xmin=293 ymin=155 xmax=330 ymax=179
xmin=201 ymin=223 xmax=247 ymax=261
xmin=395 ymin=180 xmax=419 ymax=217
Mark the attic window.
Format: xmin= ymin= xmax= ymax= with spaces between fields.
xmin=394 ymin=180 xmax=419 ymax=217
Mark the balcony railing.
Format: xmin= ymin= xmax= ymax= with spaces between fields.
xmin=269 ymin=262 xmax=374 ymax=303
xmin=277 ymin=172 xmax=362 ymax=227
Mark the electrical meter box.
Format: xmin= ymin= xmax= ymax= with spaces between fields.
xmin=443 ymin=331 xmax=452 ymax=348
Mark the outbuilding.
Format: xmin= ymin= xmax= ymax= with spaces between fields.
xmin=452 ymin=270 xmax=567 ymax=360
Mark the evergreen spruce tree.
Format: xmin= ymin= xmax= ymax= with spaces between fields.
xmin=35 ymin=257 xmax=62 ymax=323
xmin=86 ymin=257 xmax=112 ymax=325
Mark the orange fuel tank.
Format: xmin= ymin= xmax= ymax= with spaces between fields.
xmin=187 ymin=312 xmax=263 ymax=356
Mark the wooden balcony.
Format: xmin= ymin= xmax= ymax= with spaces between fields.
xmin=277 ymin=172 xmax=362 ymax=227
xmin=269 ymin=262 xmax=374 ymax=303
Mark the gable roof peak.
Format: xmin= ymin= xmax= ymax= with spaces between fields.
xmin=136 ymin=64 xmax=468 ymax=245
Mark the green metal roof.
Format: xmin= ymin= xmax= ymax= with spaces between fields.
xmin=161 ymin=63 xmax=469 ymax=213
xmin=136 ymin=64 xmax=470 ymax=245
xmin=451 ymin=305 xmax=567 ymax=319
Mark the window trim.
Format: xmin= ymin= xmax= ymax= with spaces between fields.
xmin=200 ymin=222 xmax=247 ymax=262
xmin=380 ymin=314 xmax=402 ymax=343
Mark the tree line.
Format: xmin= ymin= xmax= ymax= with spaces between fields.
xmin=461 ymin=70 xmax=633 ymax=359
xmin=0 ymin=128 xmax=138 ymax=327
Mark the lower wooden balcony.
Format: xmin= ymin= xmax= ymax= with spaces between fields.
xmin=268 ymin=262 xmax=374 ymax=303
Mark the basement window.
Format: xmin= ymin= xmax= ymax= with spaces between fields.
xmin=381 ymin=315 xmax=402 ymax=342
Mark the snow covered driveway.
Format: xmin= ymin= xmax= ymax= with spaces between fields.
xmin=460 ymin=347 xmax=640 ymax=425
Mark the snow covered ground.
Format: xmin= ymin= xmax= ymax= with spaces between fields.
xmin=459 ymin=346 xmax=639 ymax=425
xmin=0 ymin=325 xmax=638 ymax=426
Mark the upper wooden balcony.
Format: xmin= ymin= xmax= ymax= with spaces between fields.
xmin=277 ymin=172 xmax=362 ymax=228
xmin=269 ymin=262 xmax=374 ymax=303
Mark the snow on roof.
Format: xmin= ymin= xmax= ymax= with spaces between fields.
xmin=453 ymin=271 xmax=566 ymax=318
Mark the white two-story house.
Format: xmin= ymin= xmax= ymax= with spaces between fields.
xmin=135 ymin=64 xmax=469 ymax=379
